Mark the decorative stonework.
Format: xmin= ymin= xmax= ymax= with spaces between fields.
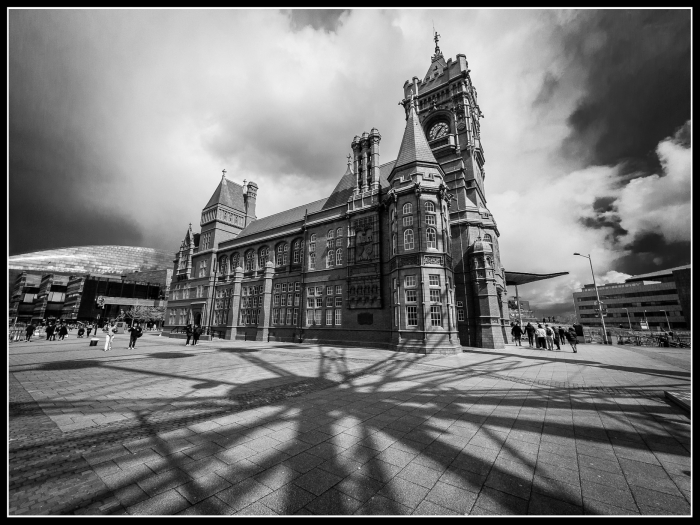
xmin=424 ymin=255 xmax=443 ymax=266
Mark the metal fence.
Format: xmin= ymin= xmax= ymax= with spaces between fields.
xmin=583 ymin=327 xmax=690 ymax=347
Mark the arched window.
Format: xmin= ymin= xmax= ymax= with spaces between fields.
xmin=425 ymin=201 xmax=435 ymax=213
xmin=336 ymin=227 xmax=343 ymax=238
xmin=218 ymin=255 xmax=228 ymax=275
xmin=245 ymin=250 xmax=255 ymax=271
xmin=310 ymin=234 xmax=317 ymax=243
xmin=402 ymin=203 xmax=412 ymax=215
xmin=336 ymin=248 xmax=342 ymax=265
xmin=259 ymin=247 xmax=269 ymax=268
xmin=276 ymin=243 xmax=288 ymax=266
xmin=426 ymin=227 xmax=437 ymax=249
xmin=327 ymin=229 xmax=334 ymax=239
xmin=292 ymin=240 xmax=301 ymax=264
xmin=404 ymin=229 xmax=414 ymax=251
xmin=327 ymin=248 xmax=335 ymax=267
xmin=392 ymin=234 xmax=397 ymax=255
xmin=231 ymin=252 xmax=240 ymax=270
xmin=327 ymin=229 xmax=334 ymax=249
xmin=484 ymin=233 xmax=493 ymax=244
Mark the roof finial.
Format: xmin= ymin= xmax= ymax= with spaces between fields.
xmin=221 ymin=168 xmax=227 ymax=180
xmin=432 ymin=28 xmax=443 ymax=62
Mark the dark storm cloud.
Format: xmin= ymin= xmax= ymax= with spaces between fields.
xmin=614 ymin=233 xmax=691 ymax=276
xmin=284 ymin=9 xmax=349 ymax=32
xmin=559 ymin=10 xmax=690 ymax=173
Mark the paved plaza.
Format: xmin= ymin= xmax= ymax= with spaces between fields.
xmin=9 ymin=333 xmax=691 ymax=515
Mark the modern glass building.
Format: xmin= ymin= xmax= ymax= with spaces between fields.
xmin=573 ymin=264 xmax=690 ymax=330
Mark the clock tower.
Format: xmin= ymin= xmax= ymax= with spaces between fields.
xmin=399 ymin=34 xmax=507 ymax=349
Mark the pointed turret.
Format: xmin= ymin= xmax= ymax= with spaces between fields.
xmin=392 ymin=100 xmax=439 ymax=174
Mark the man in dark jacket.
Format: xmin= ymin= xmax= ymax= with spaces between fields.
xmin=58 ymin=324 xmax=68 ymax=340
xmin=185 ymin=324 xmax=193 ymax=346
xmin=524 ymin=323 xmax=536 ymax=347
xmin=25 ymin=324 xmax=35 ymax=342
xmin=46 ymin=324 xmax=54 ymax=341
xmin=511 ymin=323 xmax=524 ymax=346
xmin=192 ymin=325 xmax=202 ymax=346
xmin=128 ymin=321 xmax=143 ymax=349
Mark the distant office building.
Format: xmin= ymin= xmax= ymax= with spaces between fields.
xmin=573 ymin=264 xmax=690 ymax=330
xmin=11 ymin=271 xmax=169 ymax=324
xmin=9 ymin=245 xmax=173 ymax=324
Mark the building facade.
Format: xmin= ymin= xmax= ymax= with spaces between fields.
xmin=164 ymin=40 xmax=508 ymax=352
xmin=573 ymin=264 xmax=690 ymax=330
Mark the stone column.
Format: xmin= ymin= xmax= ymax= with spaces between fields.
xmin=361 ymin=132 xmax=370 ymax=190
xmin=226 ymin=266 xmax=243 ymax=340
xmin=258 ymin=261 xmax=274 ymax=342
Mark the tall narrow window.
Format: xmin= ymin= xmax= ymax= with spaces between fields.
xmin=336 ymin=227 xmax=343 ymax=239
xmin=259 ymin=247 xmax=269 ymax=268
xmin=430 ymin=306 xmax=442 ymax=327
xmin=406 ymin=306 xmax=418 ymax=327
xmin=392 ymin=234 xmax=397 ymax=255
xmin=293 ymin=240 xmax=301 ymax=264
xmin=219 ymin=255 xmax=228 ymax=276
xmin=276 ymin=244 xmax=287 ymax=266
xmin=404 ymin=229 xmax=414 ymax=251
xmin=327 ymin=248 xmax=335 ymax=267
xmin=327 ymin=229 xmax=334 ymax=249
xmin=308 ymin=237 xmax=316 ymax=270
xmin=336 ymin=248 xmax=342 ymax=265
xmin=231 ymin=253 xmax=240 ymax=270
xmin=245 ymin=251 xmax=254 ymax=271
xmin=426 ymin=227 xmax=437 ymax=249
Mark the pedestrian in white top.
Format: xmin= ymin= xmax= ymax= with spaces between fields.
xmin=104 ymin=322 xmax=116 ymax=352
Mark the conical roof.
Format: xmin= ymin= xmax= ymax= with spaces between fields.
xmin=393 ymin=103 xmax=438 ymax=170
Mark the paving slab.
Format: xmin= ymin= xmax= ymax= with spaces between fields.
xmin=9 ymin=338 xmax=691 ymax=515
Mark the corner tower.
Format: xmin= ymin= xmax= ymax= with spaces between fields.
xmin=400 ymin=34 xmax=506 ymax=349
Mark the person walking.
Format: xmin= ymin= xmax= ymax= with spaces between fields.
xmin=86 ymin=324 xmax=92 ymax=337
xmin=525 ymin=322 xmax=536 ymax=347
xmin=558 ymin=326 xmax=567 ymax=345
xmin=566 ymin=327 xmax=578 ymax=353
xmin=50 ymin=323 xmax=57 ymax=340
xmin=552 ymin=326 xmax=562 ymax=350
xmin=45 ymin=323 xmax=54 ymax=341
xmin=128 ymin=321 xmax=143 ymax=349
xmin=77 ymin=325 xmax=85 ymax=338
xmin=104 ymin=321 xmax=116 ymax=352
xmin=544 ymin=324 xmax=555 ymax=351
xmin=192 ymin=325 xmax=202 ymax=346
xmin=58 ymin=323 xmax=68 ymax=340
xmin=535 ymin=324 xmax=547 ymax=349
xmin=185 ymin=323 xmax=193 ymax=345
xmin=511 ymin=323 xmax=524 ymax=346
xmin=25 ymin=324 xmax=35 ymax=342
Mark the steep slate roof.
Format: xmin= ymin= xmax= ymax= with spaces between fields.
xmin=393 ymin=104 xmax=438 ymax=170
xmin=232 ymin=159 xmax=397 ymax=242
xmin=204 ymin=178 xmax=246 ymax=211
xmin=321 ymin=160 xmax=396 ymax=210
xmin=235 ymin=198 xmax=328 ymax=240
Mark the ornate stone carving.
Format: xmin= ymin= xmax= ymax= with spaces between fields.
xmin=399 ymin=255 xmax=418 ymax=267
xmin=424 ymin=255 xmax=443 ymax=266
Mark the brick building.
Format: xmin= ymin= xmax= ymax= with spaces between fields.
xmin=164 ymin=39 xmax=508 ymax=352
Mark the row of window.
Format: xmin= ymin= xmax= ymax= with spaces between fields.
xmin=401 ymin=214 xmax=438 ymax=227
xmin=576 ymin=289 xmax=677 ymax=301
xmin=306 ymin=309 xmax=343 ymax=326
xmin=170 ymin=284 xmax=208 ymax=300
xmin=391 ymin=228 xmax=441 ymax=253
xmin=578 ymin=300 xmax=680 ymax=310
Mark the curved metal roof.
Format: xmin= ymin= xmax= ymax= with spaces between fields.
xmin=505 ymin=271 xmax=569 ymax=287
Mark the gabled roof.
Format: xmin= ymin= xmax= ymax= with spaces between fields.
xmin=393 ymin=104 xmax=438 ymax=171
xmin=321 ymin=160 xmax=395 ymax=210
xmin=204 ymin=178 xmax=246 ymax=211
xmin=235 ymin=198 xmax=328 ymax=240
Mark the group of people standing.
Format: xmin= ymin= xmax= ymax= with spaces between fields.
xmin=102 ymin=321 xmax=144 ymax=351
xmin=184 ymin=324 xmax=202 ymax=346
xmin=511 ymin=322 xmax=578 ymax=353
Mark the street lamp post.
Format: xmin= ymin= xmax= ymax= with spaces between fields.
xmin=660 ymin=309 xmax=671 ymax=331
xmin=623 ymin=307 xmax=632 ymax=330
xmin=574 ymin=253 xmax=608 ymax=344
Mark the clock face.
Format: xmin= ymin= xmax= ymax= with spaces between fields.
xmin=429 ymin=122 xmax=449 ymax=140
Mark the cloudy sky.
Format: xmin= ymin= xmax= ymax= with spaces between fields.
xmin=9 ymin=9 xmax=691 ymax=316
